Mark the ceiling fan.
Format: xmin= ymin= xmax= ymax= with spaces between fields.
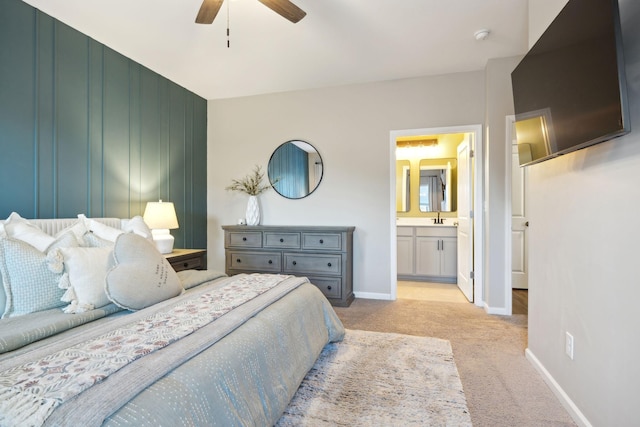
xmin=195 ymin=0 xmax=306 ymax=24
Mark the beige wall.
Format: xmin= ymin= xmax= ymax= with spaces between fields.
xmin=526 ymin=0 xmax=640 ymax=425
xmin=207 ymin=72 xmax=484 ymax=298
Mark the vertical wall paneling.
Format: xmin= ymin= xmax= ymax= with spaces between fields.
xmin=0 ymin=0 xmax=36 ymax=217
xmin=192 ymin=97 xmax=208 ymax=249
xmin=89 ymin=39 xmax=104 ymax=216
xmin=37 ymin=13 xmax=55 ymax=217
xmin=0 ymin=0 xmax=207 ymax=248
xmin=129 ymin=62 xmax=142 ymax=217
xmin=56 ymin=23 xmax=90 ymax=217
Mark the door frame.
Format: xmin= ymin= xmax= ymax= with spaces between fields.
xmin=504 ymin=115 xmax=527 ymax=312
xmin=389 ymin=124 xmax=484 ymax=307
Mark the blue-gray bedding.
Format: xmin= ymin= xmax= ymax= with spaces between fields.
xmin=0 ymin=273 xmax=344 ymax=426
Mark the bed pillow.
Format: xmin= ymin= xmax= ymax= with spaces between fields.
xmin=2 ymin=212 xmax=55 ymax=252
xmin=0 ymin=232 xmax=77 ymax=318
xmin=105 ymin=233 xmax=183 ymax=311
xmin=78 ymin=214 xmax=123 ymax=242
xmin=58 ymin=246 xmax=113 ymax=314
xmin=55 ymin=219 xmax=89 ymax=246
xmin=123 ymin=215 xmax=154 ymax=242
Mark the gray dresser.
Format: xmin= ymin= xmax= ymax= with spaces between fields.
xmin=222 ymin=225 xmax=355 ymax=306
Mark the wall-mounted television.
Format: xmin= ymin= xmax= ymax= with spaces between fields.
xmin=511 ymin=0 xmax=630 ymax=167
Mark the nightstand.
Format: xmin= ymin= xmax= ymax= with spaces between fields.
xmin=164 ymin=249 xmax=207 ymax=272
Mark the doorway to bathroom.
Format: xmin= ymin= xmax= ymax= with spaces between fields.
xmin=389 ymin=124 xmax=484 ymax=307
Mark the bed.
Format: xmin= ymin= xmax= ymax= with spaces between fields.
xmin=0 ymin=214 xmax=345 ymax=426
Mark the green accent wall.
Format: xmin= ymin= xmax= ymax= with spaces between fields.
xmin=0 ymin=0 xmax=207 ymax=249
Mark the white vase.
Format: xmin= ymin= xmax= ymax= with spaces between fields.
xmin=246 ymin=195 xmax=261 ymax=226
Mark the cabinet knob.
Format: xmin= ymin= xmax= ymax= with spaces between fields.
xmin=236 ymin=259 xmax=241 ymax=263
xmin=242 ymin=237 xmax=247 ymax=241
xmin=319 ymin=239 xmax=324 ymax=244
xmin=327 ymin=262 xmax=332 ymax=267
xmin=327 ymin=285 xmax=332 ymax=290
xmin=183 ymin=262 xmax=189 ymax=268
xmin=268 ymin=260 xmax=273 ymax=264
xmin=280 ymin=238 xmax=284 ymax=242
xmin=292 ymin=261 xmax=297 ymax=266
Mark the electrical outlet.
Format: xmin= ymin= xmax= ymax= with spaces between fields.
xmin=565 ymin=332 xmax=574 ymax=360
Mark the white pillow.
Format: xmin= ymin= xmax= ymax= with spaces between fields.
xmin=123 ymin=215 xmax=154 ymax=242
xmin=3 ymin=212 xmax=55 ymax=252
xmin=105 ymin=233 xmax=183 ymax=311
xmin=55 ymin=219 xmax=89 ymax=246
xmin=78 ymin=214 xmax=123 ymax=242
xmin=58 ymin=246 xmax=113 ymax=313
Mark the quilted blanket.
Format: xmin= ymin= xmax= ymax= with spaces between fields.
xmin=0 ymin=273 xmax=336 ymax=426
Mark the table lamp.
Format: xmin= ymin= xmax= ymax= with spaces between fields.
xmin=143 ymin=200 xmax=179 ymax=254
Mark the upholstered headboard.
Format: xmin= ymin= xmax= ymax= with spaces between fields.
xmin=28 ymin=218 xmax=125 ymax=236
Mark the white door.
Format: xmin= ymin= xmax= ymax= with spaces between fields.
xmin=511 ymin=141 xmax=529 ymax=289
xmin=457 ymin=136 xmax=473 ymax=302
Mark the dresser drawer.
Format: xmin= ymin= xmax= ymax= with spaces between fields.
xmin=227 ymin=251 xmax=281 ymax=272
xmin=307 ymin=276 xmax=342 ymax=299
xmin=227 ymin=232 xmax=262 ymax=248
xmin=264 ymin=232 xmax=301 ymax=249
xmin=284 ymin=253 xmax=342 ymax=275
xmin=302 ymin=233 xmax=342 ymax=251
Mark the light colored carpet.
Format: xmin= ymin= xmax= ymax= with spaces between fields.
xmin=332 ymin=287 xmax=577 ymax=427
xmin=277 ymin=329 xmax=472 ymax=426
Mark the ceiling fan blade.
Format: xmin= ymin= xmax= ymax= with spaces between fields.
xmin=257 ymin=0 xmax=307 ymax=23
xmin=195 ymin=0 xmax=224 ymax=24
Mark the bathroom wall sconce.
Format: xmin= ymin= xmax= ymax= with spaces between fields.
xmin=396 ymin=138 xmax=438 ymax=148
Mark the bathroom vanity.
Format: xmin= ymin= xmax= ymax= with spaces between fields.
xmin=397 ymin=223 xmax=457 ymax=283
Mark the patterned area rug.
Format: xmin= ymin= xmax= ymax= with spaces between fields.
xmin=277 ymin=329 xmax=472 ymax=426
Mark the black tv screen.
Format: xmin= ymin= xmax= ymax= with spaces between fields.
xmin=511 ymin=0 xmax=630 ymax=166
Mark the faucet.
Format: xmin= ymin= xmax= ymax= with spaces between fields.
xmin=433 ymin=211 xmax=444 ymax=224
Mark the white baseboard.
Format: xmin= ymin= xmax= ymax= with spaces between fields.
xmin=525 ymin=348 xmax=592 ymax=427
xmin=353 ymin=292 xmax=392 ymax=301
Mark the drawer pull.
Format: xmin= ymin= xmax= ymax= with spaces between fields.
xmin=183 ymin=262 xmax=189 ymax=268
xmin=268 ymin=260 xmax=273 ymax=264
xmin=292 ymin=261 xmax=297 ymax=266
xmin=327 ymin=285 xmax=332 ymax=290
xmin=319 ymin=239 xmax=324 ymax=244
xmin=327 ymin=262 xmax=332 ymax=267
xmin=236 ymin=259 xmax=242 ymax=263
xmin=280 ymin=238 xmax=284 ymax=242
xmin=242 ymin=237 xmax=247 ymax=241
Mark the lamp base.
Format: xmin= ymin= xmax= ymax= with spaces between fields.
xmin=151 ymin=229 xmax=175 ymax=254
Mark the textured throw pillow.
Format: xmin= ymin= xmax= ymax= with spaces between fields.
xmin=2 ymin=212 xmax=55 ymax=252
xmin=0 ymin=233 xmax=78 ymax=318
xmin=58 ymin=246 xmax=113 ymax=313
xmin=105 ymin=233 xmax=183 ymax=311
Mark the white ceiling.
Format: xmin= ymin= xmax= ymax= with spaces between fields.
xmin=21 ymin=0 xmax=530 ymax=100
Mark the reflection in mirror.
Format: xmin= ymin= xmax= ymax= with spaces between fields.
xmin=418 ymin=159 xmax=456 ymax=212
xmin=396 ymin=160 xmax=411 ymax=212
xmin=268 ymin=140 xmax=323 ymax=199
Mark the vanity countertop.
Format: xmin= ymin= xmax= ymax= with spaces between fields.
xmin=396 ymin=217 xmax=457 ymax=227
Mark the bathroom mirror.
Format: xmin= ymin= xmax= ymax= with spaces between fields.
xmin=419 ymin=159 xmax=456 ymax=212
xmin=268 ymin=140 xmax=323 ymax=199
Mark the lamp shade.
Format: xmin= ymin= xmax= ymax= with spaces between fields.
xmin=143 ymin=201 xmax=179 ymax=230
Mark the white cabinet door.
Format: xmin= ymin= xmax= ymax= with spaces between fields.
xmin=415 ymin=236 xmax=440 ymax=276
xmin=440 ymin=237 xmax=458 ymax=278
xmin=397 ymin=236 xmax=414 ymax=275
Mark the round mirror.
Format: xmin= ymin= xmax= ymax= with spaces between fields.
xmin=268 ymin=140 xmax=323 ymax=199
